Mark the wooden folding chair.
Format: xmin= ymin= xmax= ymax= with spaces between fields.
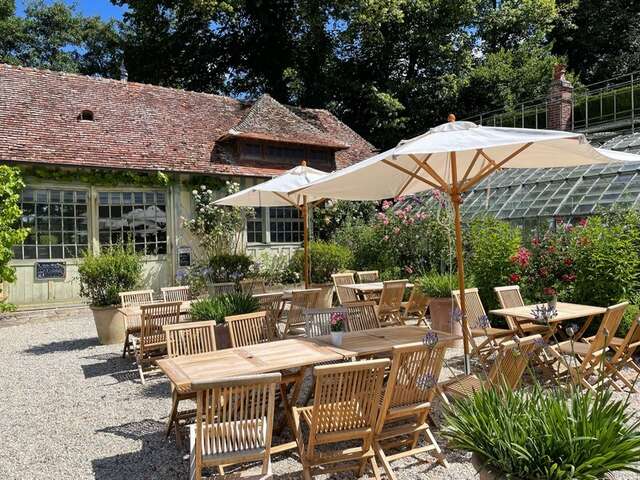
xmin=377 ymin=280 xmax=407 ymax=327
xmin=282 ymin=288 xmax=320 ymax=337
xmin=356 ymin=270 xmax=380 ymax=283
xmin=190 ymin=373 xmax=280 ymax=480
xmin=401 ymin=286 xmax=431 ymax=326
xmin=439 ymin=334 xmax=542 ymax=404
xmin=494 ymin=285 xmax=550 ymax=337
xmin=452 ymin=288 xmax=515 ymax=369
xmin=311 ymin=283 xmax=334 ymax=308
xmin=547 ymin=302 xmax=628 ymax=392
xmin=239 ymin=278 xmax=267 ymax=295
xmin=253 ymin=292 xmax=284 ymax=339
xmin=303 ymin=307 xmax=347 ymax=338
xmin=332 ymin=272 xmax=359 ymax=305
xmin=602 ymin=316 xmax=640 ymax=392
xmin=345 ymin=301 xmax=381 ymax=331
xmin=210 ymin=282 xmax=236 ymax=296
xmin=164 ymin=321 xmax=217 ymax=447
xmin=292 ymin=359 xmax=389 ymax=479
xmin=119 ymin=289 xmax=154 ymax=358
xmin=226 ymin=311 xmax=274 ymax=347
xmin=161 ymin=285 xmax=191 ymax=302
xmin=374 ymin=342 xmax=448 ymax=479
xmin=136 ymin=301 xmax=181 ymax=384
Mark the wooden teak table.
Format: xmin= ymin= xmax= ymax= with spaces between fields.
xmin=490 ymin=302 xmax=607 ymax=339
xmin=342 ymin=281 xmax=414 ymax=298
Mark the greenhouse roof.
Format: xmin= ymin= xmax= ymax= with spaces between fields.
xmin=407 ymin=132 xmax=640 ymax=222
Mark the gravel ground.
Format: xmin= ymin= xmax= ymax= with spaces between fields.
xmin=0 ymin=314 xmax=638 ymax=480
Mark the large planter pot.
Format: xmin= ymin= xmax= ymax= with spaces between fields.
xmin=214 ymin=323 xmax=232 ymax=350
xmin=429 ymin=297 xmax=463 ymax=347
xmin=91 ymin=305 xmax=126 ymax=345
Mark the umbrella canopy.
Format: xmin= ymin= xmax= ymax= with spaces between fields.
xmin=297 ymin=121 xmax=633 ymax=201
xmin=295 ymin=120 xmax=640 ymax=372
xmin=213 ymin=163 xmax=327 ymax=208
xmin=214 ymin=162 xmax=328 ymax=287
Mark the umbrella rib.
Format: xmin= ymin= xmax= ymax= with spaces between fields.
xmin=459 ymin=150 xmax=482 ymax=189
xmin=396 ymin=163 xmax=423 ymax=197
xmin=407 ymin=154 xmax=450 ymax=192
xmin=461 ymin=142 xmax=534 ymax=192
xmin=381 ymin=159 xmax=442 ymax=191
xmin=273 ymin=192 xmax=301 ymax=210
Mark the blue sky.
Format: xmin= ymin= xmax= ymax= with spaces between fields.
xmin=16 ymin=0 xmax=127 ymax=20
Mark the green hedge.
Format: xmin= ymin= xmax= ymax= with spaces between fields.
xmin=289 ymin=241 xmax=354 ymax=284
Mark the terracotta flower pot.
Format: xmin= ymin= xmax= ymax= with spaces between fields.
xmin=429 ymin=297 xmax=463 ymax=347
xmin=91 ymin=305 xmax=126 ymax=345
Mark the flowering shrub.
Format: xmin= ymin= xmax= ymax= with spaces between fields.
xmin=253 ymin=251 xmax=299 ymax=285
xmin=184 ymin=182 xmax=253 ymax=256
xmin=509 ymin=223 xmax=576 ymax=302
xmin=289 ymin=241 xmax=354 ymax=283
xmin=312 ymin=200 xmax=378 ymax=240
xmin=334 ymin=192 xmax=452 ymax=276
xmin=330 ymin=311 xmax=346 ymax=332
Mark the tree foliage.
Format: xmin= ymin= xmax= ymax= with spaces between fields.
xmin=0 ymin=166 xmax=29 ymax=293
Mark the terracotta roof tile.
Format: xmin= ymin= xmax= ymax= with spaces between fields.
xmin=0 ymin=64 xmax=376 ymax=178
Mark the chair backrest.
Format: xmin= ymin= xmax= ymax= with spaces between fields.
xmin=331 ymin=273 xmax=358 ymax=305
xmin=164 ymin=320 xmax=217 ymax=358
xmin=345 ymin=301 xmax=380 ymax=331
xmin=494 ymin=285 xmax=525 ymax=331
xmin=210 ymin=282 xmax=236 ymax=297
xmin=487 ymin=334 xmax=541 ymax=390
xmin=310 ymin=359 xmax=389 ymax=439
xmin=161 ymin=285 xmax=191 ymax=302
xmin=356 ymin=270 xmax=379 ymax=283
xmin=226 ymin=311 xmax=272 ymax=347
xmin=285 ymin=288 xmax=321 ymax=335
xmin=120 ymin=289 xmax=154 ymax=308
xmin=239 ymin=278 xmax=267 ymax=295
xmin=376 ymin=342 xmax=447 ymax=431
xmin=610 ymin=314 xmax=640 ymax=366
xmin=582 ymin=302 xmax=628 ymax=365
xmin=192 ymin=373 xmax=280 ymax=467
xmin=303 ymin=307 xmax=347 ymax=338
xmin=139 ymin=301 xmax=182 ymax=356
xmin=378 ymin=280 xmax=407 ymax=313
xmin=403 ymin=286 xmax=431 ymax=316
xmin=253 ymin=292 xmax=285 ymax=336
xmin=452 ymin=288 xmax=489 ymax=330
xmin=311 ymin=283 xmax=334 ymax=308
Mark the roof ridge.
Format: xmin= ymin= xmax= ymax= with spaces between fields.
xmin=0 ymin=62 xmax=244 ymax=105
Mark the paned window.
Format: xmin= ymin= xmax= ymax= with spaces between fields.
xmin=98 ymin=191 xmax=167 ymax=255
xmin=247 ymin=207 xmax=264 ymax=243
xmin=13 ymin=188 xmax=88 ymax=260
xmin=269 ymin=207 xmax=303 ymax=243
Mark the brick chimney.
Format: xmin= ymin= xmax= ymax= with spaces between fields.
xmin=547 ymin=64 xmax=573 ymax=131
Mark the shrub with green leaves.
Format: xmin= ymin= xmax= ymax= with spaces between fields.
xmin=206 ymin=253 xmax=254 ymax=282
xmin=289 ymin=241 xmax=354 ymax=284
xmin=415 ymin=272 xmax=472 ymax=298
xmin=0 ymin=166 xmax=29 ymax=311
xmin=444 ymin=385 xmax=640 ymax=480
xmin=78 ymin=245 xmax=143 ymax=307
xmin=190 ymin=292 xmax=260 ymax=324
xmin=467 ymin=215 xmax=521 ymax=311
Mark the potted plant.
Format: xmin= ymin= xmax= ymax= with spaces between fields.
xmin=443 ymin=385 xmax=640 ymax=479
xmin=416 ymin=272 xmax=468 ymax=344
xmin=329 ymin=311 xmax=346 ymax=346
xmin=190 ymin=292 xmax=259 ymax=349
xmin=78 ymin=244 xmax=143 ymax=345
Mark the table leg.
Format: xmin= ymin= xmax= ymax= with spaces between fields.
xmin=272 ymin=366 xmax=309 ymax=454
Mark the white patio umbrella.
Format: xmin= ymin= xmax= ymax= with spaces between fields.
xmin=214 ymin=162 xmax=328 ymax=287
xmin=295 ymin=118 xmax=640 ymax=371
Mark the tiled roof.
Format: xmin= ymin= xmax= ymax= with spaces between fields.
xmin=600 ymin=132 xmax=640 ymax=155
xmin=0 ymin=64 xmax=376 ymax=178
xmin=219 ymin=94 xmax=348 ymax=150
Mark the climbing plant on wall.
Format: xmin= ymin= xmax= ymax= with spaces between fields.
xmin=18 ymin=165 xmax=173 ymax=187
xmin=0 ymin=166 xmax=29 ymax=311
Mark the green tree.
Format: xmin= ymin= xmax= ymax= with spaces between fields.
xmin=0 ymin=166 xmax=29 ymax=310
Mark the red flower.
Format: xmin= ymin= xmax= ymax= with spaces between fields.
xmin=511 ymin=247 xmax=531 ymax=267
xmin=563 ymin=258 xmax=573 ymax=266
xmin=532 ymin=238 xmax=541 ymax=246
xmin=509 ymin=273 xmax=521 ymax=283
xmin=539 ymin=268 xmax=549 ymax=278
xmin=547 ymin=246 xmax=556 ymax=254
xmin=543 ymin=287 xmax=557 ymax=296
xmin=578 ymin=218 xmax=588 ymax=227
xmin=561 ymin=273 xmax=576 ymax=283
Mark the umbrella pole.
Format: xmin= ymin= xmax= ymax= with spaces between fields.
xmin=452 ymin=194 xmax=471 ymax=374
xmin=303 ymin=195 xmax=310 ymax=288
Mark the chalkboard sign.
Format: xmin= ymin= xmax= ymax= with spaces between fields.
xmin=35 ymin=262 xmax=66 ymax=280
xmin=178 ymin=247 xmax=191 ymax=267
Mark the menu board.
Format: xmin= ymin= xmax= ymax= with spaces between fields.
xmin=35 ymin=262 xmax=66 ymax=280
